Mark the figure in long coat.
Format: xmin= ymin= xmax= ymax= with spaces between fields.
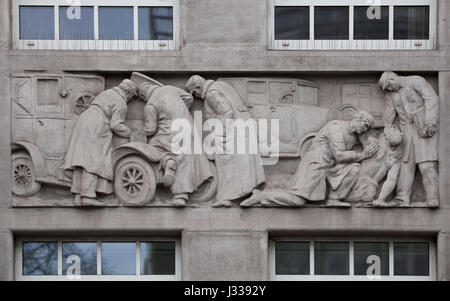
xmin=185 ymin=75 xmax=265 ymax=207
xmin=139 ymin=83 xmax=214 ymax=206
xmin=378 ymin=72 xmax=439 ymax=207
xmin=64 ymin=79 xmax=138 ymax=206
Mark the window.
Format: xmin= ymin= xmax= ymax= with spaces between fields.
xmin=13 ymin=0 xmax=179 ymax=50
xmin=59 ymin=6 xmax=94 ymax=40
xmin=15 ymin=238 xmax=181 ymax=280
xmin=270 ymin=238 xmax=435 ymax=280
xmin=270 ymin=0 xmax=436 ymax=50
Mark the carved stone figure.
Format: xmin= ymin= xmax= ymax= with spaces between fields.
xmin=346 ymin=125 xmax=403 ymax=205
xmin=241 ymin=111 xmax=378 ymax=207
xmin=139 ymin=82 xmax=215 ymax=207
xmin=185 ymin=75 xmax=265 ymax=207
xmin=64 ymin=79 xmax=138 ymax=206
xmin=378 ymin=72 xmax=439 ymax=207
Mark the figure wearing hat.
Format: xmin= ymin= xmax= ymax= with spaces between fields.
xmin=378 ymin=72 xmax=439 ymax=207
xmin=64 ymin=79 xmax=138 ymax=206
xmin=242 ymin=111 xmax=379 ymax=207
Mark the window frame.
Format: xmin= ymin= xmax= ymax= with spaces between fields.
xmin=15 ymin=237 xmax=181 ymax=281
xmin=12 ymin=0 xmax=179 ymax=50
xmin=269 ymin=0 xmax=437 ymax=50
xmin=269 ymin=237 xmax=436 ymax=281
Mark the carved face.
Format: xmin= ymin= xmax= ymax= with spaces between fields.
xmin=384 ymin=79 xmax=400 ymax=91
xmin=191 ymin=85 xmax=203 ymax=99
xmin=350 ymin=118 xmax=370 ymax=135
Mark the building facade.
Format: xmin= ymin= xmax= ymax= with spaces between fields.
xmin=0 ymin=0 xmax=450 ymax=281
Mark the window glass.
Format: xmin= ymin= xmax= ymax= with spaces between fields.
xmin=394 ymin=242 xmax=429 ymax=276
xmin=62 ymin=242 xmax=97 ymax=275
xmin=101 ymin=242 xmax=136 ymax=275
xmin=19 ymin=6 xmax=55 ymax=40
xmin=275 ymin=241 xmax=310 ymax=275
xmin=99 ymin=7 xmax=134 ymax=40
xmin=22 ymin=242 xmax=58 ymax=275
xmin=139 ymin=7 xmax=173 ymax=40
xmin=274 ymin=6 xmax=309 ymax=40
xmin=314 ymin=242 xmax=349 ymax=275
xmin=394 ymin=6 xmax=429 ymax=39
xmin=354 ymin=6 xmax=389 ymax=40
xmin=354 ymin=242 xmax=389 ymax=276
xmin=59 ymin=6 xmax=94 ymax=40
xmin=314 ymin=6 xmax=349 ymax=40
xmin=141 ymin=242 xmax=176 ymax=275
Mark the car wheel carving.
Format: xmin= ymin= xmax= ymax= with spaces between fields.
xmin=75 ymin=93 xmax=95 ymax=115
xmin=114 ymin=156 xmax=156 ymax=206
xmin=12 ymin=152 xmax=42 ymax=197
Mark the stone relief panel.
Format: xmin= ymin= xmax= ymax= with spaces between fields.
xmin=10 ymin=72 xmax=440 ymax=208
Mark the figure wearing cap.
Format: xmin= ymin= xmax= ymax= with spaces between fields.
xmin=378 ymin=72 xmax=439 ymax=207
xmin=64 ymin=79 xmax=138 ymax=206
xmin=139 ymin=82 xmax=214 ymax=207
xmin=242 ymin=111 xmax=379 ymax=207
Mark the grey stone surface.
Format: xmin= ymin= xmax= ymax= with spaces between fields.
xmin=182 ymin=231 xmax=268 ymax=281
xmin=1 ymin=0 xmax=450 ymax=281
xmin=0 ymin=231 xmax=13 ymax=281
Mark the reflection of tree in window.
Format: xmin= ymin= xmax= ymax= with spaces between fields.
xmin=141 ymin=242 xmax=175 ymax=275
xmin=139 ymin=7 xmax=173 ymax=40
xmin=22 ymin=242 xmax=58 ymax=275
xmin=101 ymin=242 xmax=136 ymax=275
xmin=62 ymin=242 xmax=97 ymax=275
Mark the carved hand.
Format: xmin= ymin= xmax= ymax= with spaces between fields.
xmin=423 ymin=123 xmax=437 ymax=138
xmin=363 ymin=141 xmax=380 ymax=159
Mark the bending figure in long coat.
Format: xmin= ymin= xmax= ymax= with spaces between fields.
xmin=185 ymin=75 xmax=265 ymax=207
xmin=64 ymin=79 xmax=138 ymax=206
xmin=139 ymin=83 xmax=214 ymax=206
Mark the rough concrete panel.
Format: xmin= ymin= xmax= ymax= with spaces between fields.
xmin=438 ymin=0 xmax=450 ymax=50
xmin=0 ymin=71 xmax=11 ymax=209
xmin=181 ymin=231 xmax=268 ymax=280
xmin=437 ymin=231 xmax=450 ymax=281
xmin=3 ymin=50 xmax=444 ymax=73
xmin=182 ymin=0 xmax=266 ymax=47
xmin=0 ymin=0 xmax=10 ymax=49
xmin=0 ymin=230 xmax=14 ymax=281
xmin=439 ymin=72 xmax=450 ymax=208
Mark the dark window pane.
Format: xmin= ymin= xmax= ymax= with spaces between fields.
xmin=141 ymin=242 xmax=176 ymax=275
xmin=19 ymin=6 xmax=54 ymax=40
xmin=62 ymin=242 xmax=97 ymax=275
xmin=394 ymin=242 xmax=429 ymax=276
xmin=315 ymin=6 xmax=349 ymax=40
xmin=314 ymin=242 xmax=349 ymax=275
xmin=99 ymin=7 xmax=134 ymax=40
xmin=354 ymin=6 xmax=389 ymax=40
xmin=139 ymin=7 xmax=173 ymax=40
xmin=22 ymin=242 xmax=58 ymax=275
xmin=59 ymin=6 xmax=94 ymax=40
xmin=274 ymin=6 xmax=309 ymax=40
xmin=394 ymin=6 xmax=429 ymax=39
xmin=275 ymin=242 xmax=310 ymax=275
xmin=354 ymin=242 xmax=389 ymax=276
xmin=101 ymin=242 xmax=136 ymax=275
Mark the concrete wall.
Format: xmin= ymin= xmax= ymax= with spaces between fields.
xmin=0 ymin=0 xmax=450 ymax=281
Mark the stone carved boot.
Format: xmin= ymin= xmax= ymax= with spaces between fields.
xmin=81 ymin=197 xmax=105 ymax=207
xmin=172 ymin=194 xmax=188 ymax=207
xmin=161 ymin=158 xmax=177 ymax=188
xmin=73 ymin=194 xmax=82 ymax=206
